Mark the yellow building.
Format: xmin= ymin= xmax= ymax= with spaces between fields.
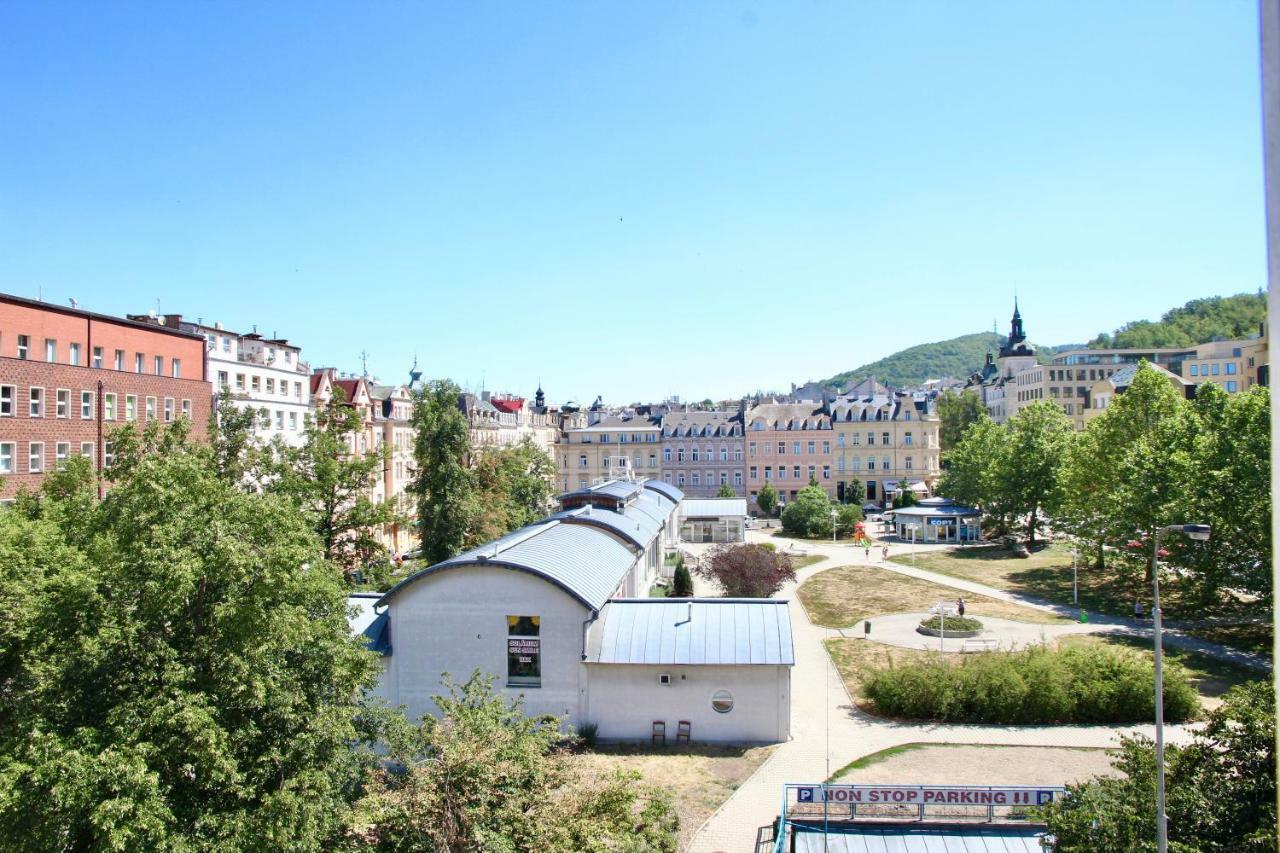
xmin=829 ymin=391 xmax=941 ymax=507
xmin=555 ymin=410 xmax=662 ymax=492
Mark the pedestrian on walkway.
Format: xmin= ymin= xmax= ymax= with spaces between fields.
xmin=881 ymin=544 xmax=889 ymax=562
xmin=1134 ymin=599 xmax=1145 ymax=619
xmin=864 ymin=543 xmax=871 ymax=562
xmin=957 ymin=597 xmax=966 ymax=617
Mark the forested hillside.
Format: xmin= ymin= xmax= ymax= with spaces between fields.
xmin=821 ymin=332 xmax=1003 ymax=390
xmin=1088 ymin=292 xmax=1265 ymax=349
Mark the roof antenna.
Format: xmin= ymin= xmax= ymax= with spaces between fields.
xmin=361 ymin=350 xmax=369 ymax=378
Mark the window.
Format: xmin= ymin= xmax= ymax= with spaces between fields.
xmin=28 ymin=442 xmax=43 ymax=473
xmin=734 ymin=471 xmax=743 ymax=487
xmin=274 ymin=410 xmax=283 ymax=429
xmin=1226 ymin=363 xmax=1237 ymax=375
xmin=822 ymin=465 xmax=830 ymax=480
xmin=905 ymin=456 xmax=914 ymax=470
xmin=663 ymin=447 xmax=672 ymax=462
xmin=838 ymin=456 xmax=846 ymax=471
xmin=807 ymin=441 xmax=815 ymax=454
xmin=691 ymin=447 xmax=699 ymax=462
xmin=711 ymin=689 xmax=734 ymax=714
xmin=265 ymin=378 xmax=275 ymax=394
xmin=236 ymin=373 xmax=246 ymax=390
xmin=114 ymin=349 xmax=124 ymax=370
xmin=749 ymin=466 xmax=758 ymax=479
xmin=45 ymin=339 xmax=57 ymax=362
xmin=172 ymin=358 xmax=181 ymax=378
xmin=822 ymin=440 xmax=830 ymax=454
xmin=883 ymin=456 xmax=891 ymax=470
xmin=720 ymin=471 xmax=728 ymax=485
xmin=154 ymin=355 xmax=163 ymax=375
xmin=677 ymin=447 xmax=685 ymax=462
xmin=0 ymin=386 xmax=12 ymax=416
xmin=777 ymin=466 xmax=786 ymax=480
xmin=794 ymin=442 xmax=802 ymax=454
xmin=29 ymin=387 xmax=43 ymax=417
xmin=777 ymin=441 xmax=785 ymax=455
xmin=104 ymin=441 xmax=115 ymax=468
xmin=164 ymin=398 xmax=175 ymax=422
xmin=677 ymin=472 xmax=686 ymax=486
xmin=868 ymin=458 xmax=875 ymax=471
xmin=69 ymin=343 xmax=81 ymax=365
xmin=81 ymin=391 xmax=93 ymax=419
xmin=146 ymin=397 xmax=157 ymax=420
xmin=218 ymin=371 xmax=229 ymax=389
xmin=882 ymin=432 xmax=890 ymax=445
xmin=720 ymin=445 xmax=728 ymax=461
xmin=80 ymin=442 xmax=93 ymax=462
xmin=1227 ymin=380 xmax=1238 ymax=393
xmin=764 ymin=466 xmax=772 ymax=480
xmin=807 ymin=465 xmax=815 ymax=480
xmin=222 ymin=337 xmax=231 ymax=352
xmin=867 ymin=432 xmax=875 ymax=445
xmin=134 ymin=353 xmax=144 ymax=373
xmin=579 ymin=454 xmax=588 ymax=468
xmin=294 ymin=381 xmax=303 ymax=400
xmin=16 ymin=335 xmax=29 ymax=360
xmin=749 ymin=442 xmax=756 ymax=457
xmin=0 ymin=443 xmax=11 ymax=474
xmin=55 ymin=443 xmax=69 ymax=468
xmin=126 ymin=395 xmax=136 ymax=421
xmin=1211 ymin=363 xmax=1220 ymax=376
xmin=104 ymin=393 xmax=116 ymax=420
xmin=92 ymin=346 xmax=103 ymax=368
xmin=691 ymin=472 xmax=700 ymax=487
xmin=507 ymin=617 xmax=541 ymax=689
xmin=251 ymin=376 xmax=261 ymax=392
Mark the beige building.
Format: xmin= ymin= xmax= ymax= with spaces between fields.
xmin=659 ymin=408 xmax=745 ymax=497
xmin=371 ymin=383 xmax=416 ymax=552
xmin=460 ymin=388 xmax=560 ymax=459
xmin=556 ymin=410 xmax=662 ymax=492
xmin=829 ymin=391 xmax=941 ymax=507
xmin=1085 ymin=362 xmax=1194 ymax=424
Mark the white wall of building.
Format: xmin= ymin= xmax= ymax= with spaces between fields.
xmin=383 ymin=566 xmax=593 ymax=724
xmin=584 ymin=663 xmax=791 ymax=743
xmin=190 ymin=324 xmax=312 ymax=446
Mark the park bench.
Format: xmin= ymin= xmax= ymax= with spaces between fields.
xmin=962 ymin=638 xmax=998 ymax=653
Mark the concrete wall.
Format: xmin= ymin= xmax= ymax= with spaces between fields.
xmin=584 ymin=663 xmax=791 ymax=743
xmin=384 ymin=565 xmax=592 ymax=724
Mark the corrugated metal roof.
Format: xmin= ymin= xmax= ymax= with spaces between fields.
xmin=642 ymin=479 xmax=684 ymax=504
xmin=791 ymin=823 xmax=1046 ymax=853
xmin=590 ymin=599 xmax=794 ymax=665
xmin=377 ymin=520 xmax=637 ymax=611
xmin=550 ymin=504 xmax=661 ymax=551
xmin=682 ymin=498 xmax=748 ymax=519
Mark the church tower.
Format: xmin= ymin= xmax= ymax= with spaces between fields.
xmin=996 ymin=300 xmax=1037 ymax=377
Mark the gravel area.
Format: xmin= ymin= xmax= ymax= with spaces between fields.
xmin=834 ymin=744 xmax=1120 ymax=787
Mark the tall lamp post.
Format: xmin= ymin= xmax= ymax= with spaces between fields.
xmin=1151 ymin=523 xmax=1211 ymax=853
xmin=830 ymin=507 xmax=838 ymax=543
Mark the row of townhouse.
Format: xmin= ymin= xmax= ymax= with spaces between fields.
xmin=968 ymin=303 xmax=1270 ymax=426
xmin=555 ymin=392 xmax=943 ymax=514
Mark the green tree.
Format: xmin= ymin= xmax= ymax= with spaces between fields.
xmin=1003 ymin=400 xmax=1074 ymax=546
xmin=344 ymin=672 xmax=677 ymax=851
xmin=411 ymin=380 xmax=476 ymax=564
xmin=209 ymin=389 xmax=264 ymax=486
xmin=0 ymin=427 xmax=380 ymax=850
xmin=470 ymin=438 xmax=557 ymax=544
xmin=1038 ymin=681 xmax=1275 ymax=852
xmin=716 ymin=483 xmax=737 ymax=498
xmin=671 ymin=557 xmax=695 ymax=597
xmin=755 ymin=481 xmax=779 ymax=516
xmin=936 ymin=415 xmax=1012 ymax=533
xmin=891 ymin=489 xmax=919 ymax=509
xmin=262 ymin=388 xmax=398 ymax=579
xmin=936 ymin=389 xmax=985 ymax=451
xmin=780 ymin=484 xmax=861 ymax=539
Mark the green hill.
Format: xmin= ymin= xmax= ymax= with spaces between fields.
xmin=821 ymin=332 xmax=1004 ymax=390
xmin=1088 ymin=292 xmax=1265 ymax=349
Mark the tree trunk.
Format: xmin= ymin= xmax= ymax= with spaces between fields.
xmin=1027 ymin=509 xmax=1038 ymax=547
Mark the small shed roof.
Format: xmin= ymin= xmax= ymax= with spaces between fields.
xmin=682 ymin=498 xmax=748 ymax=519
xmin=790 ymin=823 xmax=1045 ymax=853
xmin=589 ymin=599 xmax=794 ymax=666
xmin=549 ymin=503 xmax=661 ymax=551
xmin=642 ymin=479 xmax=684 ymax=504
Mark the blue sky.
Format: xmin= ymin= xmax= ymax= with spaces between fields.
xmin=0 ymin=2 xmax=1266 ymax=403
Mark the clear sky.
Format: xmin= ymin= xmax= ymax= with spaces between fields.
xmin=0 ymin=2 xmax=1266 ymax=404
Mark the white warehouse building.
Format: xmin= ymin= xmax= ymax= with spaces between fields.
xmin=359 ymin=479 xmax=794 ymax=743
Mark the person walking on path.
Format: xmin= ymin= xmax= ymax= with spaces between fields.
xmin=865 ymin=543 xmax=871 ymax=562
xmin=881 ymin=544 xmax=889 ymax=562
xmin=957 ymin=597 xmax=966 ymax=617
xmin=1134 ymin=599 xmax=1145 ymax=619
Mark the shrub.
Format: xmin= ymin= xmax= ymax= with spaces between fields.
xmin=696 ymin=543 xmax=795 ymax=598
xmin=863 ymin=645 xmax=1198 ymax=725
xmin=918 ymin=615 xmax=983 ymax=632
xmin=578 ymin=722 xmax=599 ymax=748
xmin=671 ymin=558 xmax=694 ymax=597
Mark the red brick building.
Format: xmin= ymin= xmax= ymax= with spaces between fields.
xmin=0 ymin=294 xmax=211 ymax=499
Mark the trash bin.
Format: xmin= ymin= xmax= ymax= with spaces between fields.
xmin=864 ymin=620 xmax=872 ymax=637
xmin=1079 ymin=610 xmax=1088 ymax=624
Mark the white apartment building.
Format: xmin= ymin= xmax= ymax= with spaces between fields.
xmin=181 ymin=320 xmax=312 ymax=446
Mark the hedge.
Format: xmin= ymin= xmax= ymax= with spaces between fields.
xmin=918 ymin=616 xmax=984 ymax=632
xmin=863 ymin=644 xmax=1199 ymax=724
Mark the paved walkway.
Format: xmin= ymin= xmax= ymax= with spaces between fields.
xmin=848 ymin=611 xmax=1102 ymax=653
xmin=687 ymin=533 xmax=1251 ymax=853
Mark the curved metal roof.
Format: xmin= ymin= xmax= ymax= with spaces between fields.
xmin=589 ymin=599 xmax=794 ymax=665
xmin=642 ymin=479 xmax=684 ymax=504
xmin=549 ymin=504 xmax=661 ymax=552
xmin=377 ymin=520 xmax=636 ymax=611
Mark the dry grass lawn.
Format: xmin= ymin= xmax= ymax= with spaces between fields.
xmin=797 ymin=564 xmax=1068 ymax=629
xmin=824 ymin=637 xmax=929 ymax=711
xmin=575 ymin=743 xmax=776 ymax=850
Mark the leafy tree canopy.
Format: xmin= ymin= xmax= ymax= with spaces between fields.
xmin=755 ymin=482 xmax=779 ymax=516
xmin=781 ymin=484 xmax=861 ymax=538
xmin=696 ymin=543 xmax=796 ymax=598
xmin=1088 ymin=292 xmax=1266 ymax=350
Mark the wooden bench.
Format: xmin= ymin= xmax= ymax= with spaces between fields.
xmin=962 ymin=638 xmax=998 ymax=653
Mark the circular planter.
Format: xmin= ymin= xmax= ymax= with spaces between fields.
xmin=916 ymin=625 xmax=983 ymax=638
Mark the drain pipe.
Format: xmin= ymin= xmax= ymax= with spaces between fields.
xmin=581 ymin=608 xmax=599 ymax=661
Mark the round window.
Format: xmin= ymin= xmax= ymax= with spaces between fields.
xmin=711 ymin=689 xmax=734 ymax=714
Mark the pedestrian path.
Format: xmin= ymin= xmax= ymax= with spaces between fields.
xmin=687 ymin=540 xmax=1205 ymax=852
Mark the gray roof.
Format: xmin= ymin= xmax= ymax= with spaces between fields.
xmin=889 ymin=501 xmax=981 ymax=518
xmin=791 ymin=823 xmax=1045 ymax=853
xmin=682 ymin=498 xmax=748 ymax=519
xmin=589 ymin=599 xmax=794 ymax=665
xmin=557 ymin=479 xmax=647 ymax=505
xmin=642 ymin=479 xmax=684 ymax=504
xmin=378 ymin=519 xmax=637 ymax=611
xmin=549 ymin=503 xmax=662 ymax=551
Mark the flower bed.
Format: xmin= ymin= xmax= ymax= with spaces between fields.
xmin=916 ymin=615 xmax=984 ymax=637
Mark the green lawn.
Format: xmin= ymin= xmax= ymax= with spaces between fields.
xmin=894 ymin=543 xmax=1272 ymax=657
xmin=798 ymin=564 xmax=1068 ymax=629
xmin=790 ymin=554 xmax=825 ymax=571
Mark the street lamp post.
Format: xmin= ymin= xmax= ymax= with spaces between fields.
xmin=1151 ymin=523 xmax=1211 ymax=853
xmin=831 ymin=507 xmax=837 ymax=543
xmin=1072 ymin=546 xmax=1078 ymax=605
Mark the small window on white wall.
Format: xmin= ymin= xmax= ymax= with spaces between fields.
xmin=711 ymin=689 xmax=734 ymax=714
